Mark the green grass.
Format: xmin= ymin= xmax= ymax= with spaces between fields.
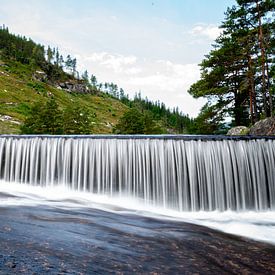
xmin=0 ymin=60 xmax=128 ymax=134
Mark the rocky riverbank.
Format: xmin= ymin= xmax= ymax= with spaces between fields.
xmin=0 ymin=195 xmax=275 ymax=274
xmin=227 ymin=117 xmax=275 ymax=136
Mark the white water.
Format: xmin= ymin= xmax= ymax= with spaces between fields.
xmin=0 ymin=136 xmax=274 ymax=211
xmin=1 ymin=181 xmax=275 ymax=245
xmin=0 ymin=136 xmax=275 ymax=244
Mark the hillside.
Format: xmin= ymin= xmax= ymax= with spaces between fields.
xmin=0 ymin=59 xmax=129 ymax=134
xmin=0 ymin=26 xmax=194 ymax=135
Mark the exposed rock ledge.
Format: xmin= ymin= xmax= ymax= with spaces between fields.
xmin=32 ymin=71 xmax=97 ymax=94
xmin=57 ymin=81 xmax=92 ymax=94
xmin=249 ymin=117 xmax=275 ymax=136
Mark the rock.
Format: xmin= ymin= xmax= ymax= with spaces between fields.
xmin=0 ymin=61 xmax=8 ymax=68
xmin=249 ymin=117 xmax=275 ymax=136
xmin=58 ymin=81 xmax=95 ymax=94
xmin=105 ymin=122 xmax=113 ymax=128
xmin=32 ymin=70 xmax=47 ymax=82
xmin=56 ymin=85 xmax=62 ymax=90
xmin=227 ymin=126 xmax=250 ymax=136
xmin=0 ymin=115 xmax=21 ymax=125
xmin=0 ymin=71 xmax=9 ymax=77
xmin=1 ymin=115 xmax=12 ymax=121
xmin=5 ymin=261 xmax=16 ymax=268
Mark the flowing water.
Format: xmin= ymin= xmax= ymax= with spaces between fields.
xmin=0 ymin=135 xmax=275 ymax=244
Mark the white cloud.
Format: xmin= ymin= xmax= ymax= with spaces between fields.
xmin=84 ymin=52 xmax=137 ymax=73
xmin=86 ymin=52 xmax=107 ymax=62
xmin=101 ymin=55 xmax=137 ymax=72
xmin=190 ymin=24 xmax=221 ymax=40
xmin=124 ymin=67 xmax=142 ymax=75
xmin=110 ymin=15 xmax=118 ymax=21
xmin=127 ymin=62 xmax=198 ymax=91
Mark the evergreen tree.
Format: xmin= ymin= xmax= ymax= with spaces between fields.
xmin=63 ymin=105 xmax=93 ymax=134
xmin=189 ymin=0 xmax=274 ymax=127
xmin=71 ymin=58 xmax=77 ymax=77
xmin=59 ymin=54 xmax=64 ymax=69
xmin=65 ymin=54 xmax=73 ymax=72
xmin=21 ymin=97 xmax=63 ymax=134
xmin=143 ymin=111 xmax=164 ymax=134
xmin=237 ymin=0 xmax=275 ymax=117
xmin=189 ymin=34 xmax=250 ymax=126
xmin=46 ymin=46 xmax=54 ymax=64
xmin=90 ymin=75 xmax=97 ymax=88
xmin=188 ymin=104 xmax=228 ymax=134
xmin=114 ymin=108 xmax=165 ymax=134
xmin=114 ymin=108 xmax=145 ymax=134
xmin=82 ymin=70 xmax=89 ymax=84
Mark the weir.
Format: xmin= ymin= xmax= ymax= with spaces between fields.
xmin=0 ymin=135 xmax=274 ymax=211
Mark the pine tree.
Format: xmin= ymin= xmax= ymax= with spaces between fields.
xmin=114 ymin=108 xmax=145 ymax=134
xmin=82 ymin=70 xmax=89 ymax=84
xmin=63 ymin=105 xmax=93 ymax=134
xmin=21 ymin=97 xmax=63 ymax=134
xmin=90 ymin=75 xmax=97 ymax=88
xmin=65 ymin=54 xmax=73 ymax=72
xmin=71 ymin=58 xmax=77 ymax=77
xmin=46 ymin=46 xmax=53 ymax=64
xmin=237 ymin=0 xmax=275 ymax=117
xmin=114 ymin=108 xmax=165 ymax=134
xmin=189 ymin=0 xmax=274 ymax=127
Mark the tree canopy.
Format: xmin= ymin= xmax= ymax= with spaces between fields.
xmin=113 ymin=108 xmax=165 ymax=134
xmin=21 ymin=98 xmax=93 ymax=135
xmin=189 ymin=0 xmax=275 ymax=129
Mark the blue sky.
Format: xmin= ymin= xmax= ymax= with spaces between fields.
xmin=0 ymin=0 xmax=235 ymax=117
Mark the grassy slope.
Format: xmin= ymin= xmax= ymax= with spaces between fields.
xmin=0 ymin=60 xmax=128 ymax=134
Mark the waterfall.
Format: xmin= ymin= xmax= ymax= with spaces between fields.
xmin=0 ymin=136 xmax=274 ymax=211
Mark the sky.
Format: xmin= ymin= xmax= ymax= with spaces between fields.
xmin=0 ymin=0 xmax=236 ymax=117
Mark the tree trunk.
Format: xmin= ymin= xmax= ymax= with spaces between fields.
xmin=266 ymin=55 xmax=273 ymax=117
xmin=248 ymin=55 xmax=256 ymax=123
xmin=256 ymin=0 xmax=268 ymax=117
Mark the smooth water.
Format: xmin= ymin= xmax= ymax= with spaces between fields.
xmin=0 ymin=135 xmax=274 ymax=212
xmin=1 ymin=181 xmax=275 ymax=245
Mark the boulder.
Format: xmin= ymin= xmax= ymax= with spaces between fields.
xmin=0 ymin=63 xmax=8 ymax=68
xmin=227 ymin=126 xmax=250 ymax=136
xmin=249 ymin=117 xmax=275 ymax=136
xmin=58 ymin=81 xmax=91 ymax=94
xmin=0 ymin=115 xmax=21 ymax=125
xmin=32 ymin=70 xmax=47 ymax=82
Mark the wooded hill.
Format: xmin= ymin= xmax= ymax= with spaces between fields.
xmin=0 ymin=26 xmax=193 ymax=135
